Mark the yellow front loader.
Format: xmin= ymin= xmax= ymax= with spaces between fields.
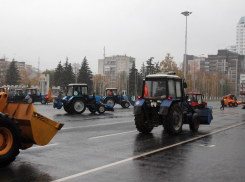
xmin=0 ymin=92 xmax=64 ymax=167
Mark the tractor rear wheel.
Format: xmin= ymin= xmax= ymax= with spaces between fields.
xmin=228 ymin=102 xmax=233 ymax=107
xmin=233 ymin=102 xmax=238 ymax=107
xmin=189 ymin=113 xmax=200 ymax=132
xmin=0 ymin=113 xmax=20 ymax=168
xmin=72 ymin=99 xmax=86 ymax=114
xmin=135 ymin=112 xmax=153 ymax=134
xmin=64 ymin=105 xmax=72 ymax=114
xmin=97 ymin=104 xmax=105 ymax=114
xmin=163 ymin=103 xmax=183 ymax=135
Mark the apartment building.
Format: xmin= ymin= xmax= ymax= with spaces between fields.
xmin=236 ymin=16 xmax=245 ymax=55
xmin=98 ymin=55 xmax=135 ymax=76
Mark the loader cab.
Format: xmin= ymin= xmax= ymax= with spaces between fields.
xmin=67 ymin=83 xmax=88 ymax=98
xmin=142 ymin=72 xmax=183 ymax=106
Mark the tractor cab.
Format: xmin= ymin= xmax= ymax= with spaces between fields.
xmin=0 ymin=87 xmax=4 ymax=93
xmin=186 ymin=93 xmax=207 ymax=109
xmin=105 ymin=88 xmax=118 ymax=96
xmin=27 ymin=88 xmax=39 ymax=95
xmin=67 ymin=83 xmax=88 ymax=98
xmin=15 ymin=89 xmax=26 ymax=96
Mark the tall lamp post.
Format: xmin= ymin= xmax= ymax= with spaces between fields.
xmin=181 ymin=11 xmax=192 ymax=83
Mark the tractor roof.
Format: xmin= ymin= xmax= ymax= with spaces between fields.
xmin=105 ymin=88 xmax=117 ymax=90
xmin=186 ymin=93 xmax=202 ymax=95
xmin=146 ymin=72 xmax=180 ymax=79
xmin=68 ymin=83 xmax=87 ymax=86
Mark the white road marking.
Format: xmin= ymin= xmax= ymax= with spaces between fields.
xmin=199 ymin=144 xmax=215 ymax=147
xmin=89 ymin=130 xmax=137 ymax=139
xmin=62 ymin=121 xmax=133 ymax=130
xmin=28 ymin=143 xmax=58 ymax=149
xmin=53 ymin=122 xmax=245 ymax=182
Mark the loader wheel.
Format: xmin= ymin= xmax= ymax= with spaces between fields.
xmin=189 ymin=113 xmax=200 ymax=132
xmin=106 ymin=99 xmax=115 ymax=106
xmin=228 ymin=102 xmax=233 ymax=107
xmin=0 ymin=113 xmax=20 ymax=168
xmin=97 ymin=104 xmax=105 ymax=114
xmin=163 ymin=103 xmax=183 ymax=135
xmin=72 ymin=99 xmax=86 ymax=114
xmin=233 ymin=102 xmax=238 ymax=107
xmin=88 ymin=106 xmax=96 ymax=113
xmin=135 ymin=112 xmax=153 ymax=134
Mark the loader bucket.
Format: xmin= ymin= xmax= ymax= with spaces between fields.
xmin=2 ymin=102 xmax=64 ymax=149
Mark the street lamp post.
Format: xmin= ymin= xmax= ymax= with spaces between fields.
xmin=181 ymin=11 xmax=192 ymax=84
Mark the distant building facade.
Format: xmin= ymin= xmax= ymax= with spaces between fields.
xmin=98 ymin=55 xmax=135 ymax=87
xmin=236 ymin=16 xmax=245 ymax=55
xmin=184 ymin=50 xmax=245 ymax=95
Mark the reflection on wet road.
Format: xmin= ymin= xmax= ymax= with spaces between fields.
xmin=1 ymin=101 xmax=245 ymax=182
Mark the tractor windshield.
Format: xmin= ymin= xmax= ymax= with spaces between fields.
xmin=67 ymin=86 xmax=88 ymax=96
xmin=144 ymin=81 xmax=167 ymax=99
xmin=106 ymin=89 xmax=117 ymax=96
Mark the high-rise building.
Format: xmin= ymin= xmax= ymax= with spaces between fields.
xmin=236 ymin=16 xmax=245 ymax=55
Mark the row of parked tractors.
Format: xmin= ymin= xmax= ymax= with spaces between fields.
xmin=1 ymin=71 xmax=215 ymax=168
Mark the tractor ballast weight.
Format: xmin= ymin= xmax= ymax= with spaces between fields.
xmin=0 ymin=92 xmax=64 ymax=167
xmin=133 ymin=72 xmax=213 ymax=135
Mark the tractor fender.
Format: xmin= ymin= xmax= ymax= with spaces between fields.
xmin=134 ymin=99 xmax=146 ymax=114
xmin=159 ymin=99 xmax=181 ymax=115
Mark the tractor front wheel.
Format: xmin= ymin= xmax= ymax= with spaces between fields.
xmin=233 ymin=102 xmax=238 ymax=107
xmin=189 ymin=113 xmax=200 ymax=132
xmin=97 ymin=104 xmax=105 ymax=114
xmin=163 ymin=103 xmax=183 ymax=135
xmin=135 ymin=112 xmax=153 ymax=134
xmin=0 ymin=113 xmax=20 ymax=168
xmin=72 ymin=99 xmax=86 ymax=114
xmin=41 ymin=99 xmax=46 ymax=104
xmin=124 ymin=102 xmax=130 ymax=108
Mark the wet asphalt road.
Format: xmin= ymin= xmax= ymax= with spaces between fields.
xmin=1 ymin=101 xmax=245 ymax=182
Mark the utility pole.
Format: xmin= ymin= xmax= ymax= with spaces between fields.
xmin=38 ymin=56 xmax=40 ymax=87
xmin=103 ymin=46 xmax=105 ymax=95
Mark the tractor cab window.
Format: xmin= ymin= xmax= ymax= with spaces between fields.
xmin=144 ymin=80 xmax=166 ymax=99
xmin=73 ymin=86 xmax=83 ymax=96
xmin=196 ymin=95 xmax=202 ymax=104
xmin=67 ymin=87 xmax=73 ymax=96
xmin=168 ymin=80 xmax=176 ymax=98
xmin=27 ymin=89 xmax=37 ymax=94
xmin=106 ymin=89 xmax=117 ymax=96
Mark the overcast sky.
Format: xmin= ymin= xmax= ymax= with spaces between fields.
xmin=1 ymin=0 xmax=245 ymax=73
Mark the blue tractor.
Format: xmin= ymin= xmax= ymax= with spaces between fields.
xmin=101 ymin=88 xmax=131 ymax=108
xmin=10 ymin=88 xmax=47 ymax=104
xmin=134 ymin=72 xmax=213 ymax=135
xmin=53 ymin=83 xmax=114 ymax=114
